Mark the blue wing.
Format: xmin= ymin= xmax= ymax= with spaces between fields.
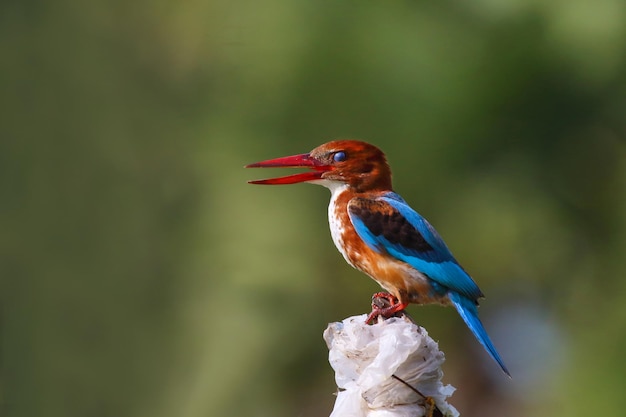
xmin=347 ymin=192 xmax=483 ymax=301
xmin=348 ymin=192 xmax=510 ymax=375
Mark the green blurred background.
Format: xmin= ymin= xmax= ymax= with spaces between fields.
xmin=3 ymin=0 xmax=626 ymax=416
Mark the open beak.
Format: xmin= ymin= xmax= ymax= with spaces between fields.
xmin=245 ymin=153 xmax=332 ymax=185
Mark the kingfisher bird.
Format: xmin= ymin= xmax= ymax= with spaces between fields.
xmin=246 ymin=140 xmax=510 ymax=376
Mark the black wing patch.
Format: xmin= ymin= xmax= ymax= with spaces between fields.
xmin=348 ymin=198 xmax=434 ymax=253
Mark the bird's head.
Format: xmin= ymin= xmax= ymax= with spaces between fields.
xmin=246 ymin=140 xmax=393 ymax=192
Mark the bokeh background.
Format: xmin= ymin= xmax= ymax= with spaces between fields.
xmin=3 ymin=1 xmax=626 ymax=416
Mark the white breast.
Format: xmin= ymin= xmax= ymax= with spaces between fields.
xmin=326 ymin=183 xmax=354 ymax=267
xmin=310 ymin=179 xmax=353 ymax=267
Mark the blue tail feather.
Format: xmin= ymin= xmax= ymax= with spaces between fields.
xmin=449 ymin=291 xmax=511 ymax=377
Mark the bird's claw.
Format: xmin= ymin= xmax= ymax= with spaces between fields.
xmin=366 ymin=292 xmax=409 ymax=324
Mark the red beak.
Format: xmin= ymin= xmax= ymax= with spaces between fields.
xmin=245 ymin=153 xmax=332 ymax=184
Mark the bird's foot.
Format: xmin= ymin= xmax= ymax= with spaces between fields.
xmin=366 ymin=292 xmax=409 ymax=324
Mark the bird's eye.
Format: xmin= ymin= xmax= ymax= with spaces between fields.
xmin=333 ymin=151 xmax=346 ymax=162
